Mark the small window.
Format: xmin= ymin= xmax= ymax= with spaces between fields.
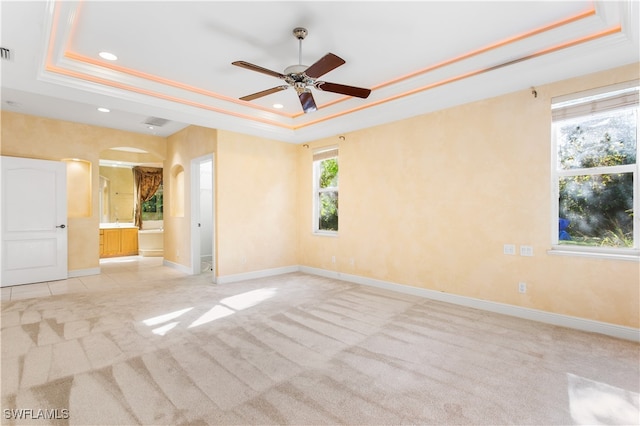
xmin=142 ymin=184 xmax=163 ymax=221
xmin=313 ymin=147 xmax=339 ymax=234
xmin=551 ymin=81 xmax=638 ymax=256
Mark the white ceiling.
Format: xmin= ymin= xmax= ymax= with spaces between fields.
xmin=1 ymin=1 xmax=638 ymax=143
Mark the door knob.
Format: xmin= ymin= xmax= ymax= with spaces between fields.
xmin=56 ymin=224 xmax=66 ymax=228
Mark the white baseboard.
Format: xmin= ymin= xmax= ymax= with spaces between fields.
xmin=68 ymin=267 xmax=100 ymax=278
xmin=139 ymin=249 xmax=163 ymax=257
xmin=217 ymin=265 xmax=300 ymax=285
xmin=299 ymin=266 xmax=640 ymax=342
xmin=163 ymin=259 xmax=192 ymax=274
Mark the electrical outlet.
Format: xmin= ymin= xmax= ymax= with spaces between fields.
xmin=518 ymin=282 xmax=527 ymax=293
xmin=349 ymin=258 xmax=355 ymax=267
xmin=520 ymin=245 xmax=534 ymax=256
xmin=331 ymin=255 xmax=336 ymax=264
xmin=504 ymin=244 xmax=516 ymax=255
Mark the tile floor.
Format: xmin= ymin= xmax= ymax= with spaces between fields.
xmin=1 ymin=256 xmax=193 ymax=302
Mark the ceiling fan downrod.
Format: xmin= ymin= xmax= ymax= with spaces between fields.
xmin=284 ymin=27 xmax=309 ymax=76
xmin=292 ymin=27 xmax=308 ymax=66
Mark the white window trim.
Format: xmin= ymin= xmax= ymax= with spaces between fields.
xmin=312 ymin=146 xmax=339 ymax=236
xmin=547 ymin=246 xmax=640 ymax=262
xmin=549 ymin=81 xmax=639 ymax=261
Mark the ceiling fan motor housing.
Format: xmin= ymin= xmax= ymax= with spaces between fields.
xmin=284 ymin=64 xmax=308 ymax=75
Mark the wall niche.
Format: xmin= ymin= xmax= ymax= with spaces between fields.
xmin=63 ymin=158 xmax=91 ymax=218
xmin=170 ymin=164 xmax=185 ymax=217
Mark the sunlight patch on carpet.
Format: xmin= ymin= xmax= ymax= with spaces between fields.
xmin=142 ymin=307 xmax=193 ymax=326
xmin=189 ymin=305 xmax=235 ymax=328
xmin=151 ymin=321 xmax=179 ymax=336
xmin=220 ymin=288 xmax=277 ymax=311
xmin=188 ymin=288 xmax=277 ymax=329
xmin=568 ymin=373 xmax=640 ymax=425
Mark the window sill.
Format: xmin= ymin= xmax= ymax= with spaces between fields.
xmin=313 ymin=231 xmax=339 ymax=238
xmin=547 ymin=246 xmax=639 ymax=262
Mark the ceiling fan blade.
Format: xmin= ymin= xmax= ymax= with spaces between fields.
xmin=315 ymin=81 xmax=371 ymax=99
xmin=232 ymin=61 xmax=286 ymax=79
xmin=239 ymin=85 xmax=289 ymax=101
xmin=299 ymin=91 xmax=317 ymax=113
xmin=304 ymin=53 xmax=345 ymax=79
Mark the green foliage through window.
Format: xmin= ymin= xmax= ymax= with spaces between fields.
xmin=142 ymin=184 xmax=163 ymax=221
xmin=556 ymin=107 xmax=636 ymax=248
xmin=317 ymin=157 xmax=338 ymax=232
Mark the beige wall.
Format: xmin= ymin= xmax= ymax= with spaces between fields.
xmin=164 ymin=126 xmax=217 ymax=268
xmin=216 ymin=130 xmax=299 ymax=277
xmin=0 ymin=112 xmax=166 ymax=272
xmin=1 ymin=63 xmax=637 ymax=329
xmin=298 ymin=63 xmax=639 ymax=328
xmin=164 ymin=127 xmax=298 ymax=277
xmin=65 ymin=159 xmax=92 ymax=218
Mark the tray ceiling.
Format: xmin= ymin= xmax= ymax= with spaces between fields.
xmin=1 ymin=1 xmax=638 ymax=143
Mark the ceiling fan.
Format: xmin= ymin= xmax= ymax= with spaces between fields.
xmin=232 ymin=27 xmax=371 ymax=113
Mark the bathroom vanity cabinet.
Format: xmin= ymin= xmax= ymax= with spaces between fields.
xmin=100 ymin=227 xmax=139 ymax=258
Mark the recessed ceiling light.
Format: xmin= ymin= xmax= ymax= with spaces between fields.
xmin=99 ymin=51 xmax=118 ymax=61
xmin=97 ymin=107 xmax=110 ymax=113
xmin=273 ymin=103 xmax=284 ymax=109
xmin=147 ymin=126 xmax=154 ymax=130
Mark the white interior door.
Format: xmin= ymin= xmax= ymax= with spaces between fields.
xmin=1 ymin=156 xmax=68 ymax=286
xmin=191 ymin=154 xmax=215 ymax=281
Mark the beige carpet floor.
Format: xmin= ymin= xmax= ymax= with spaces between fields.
xmin=1 ymin=258 xmax=639 ymax=425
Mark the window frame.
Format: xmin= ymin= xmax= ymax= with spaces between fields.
xmin=549 ymin=81 xmax=639 ymax=261
xmin=312 ymin=146 xmax=339 ymax=236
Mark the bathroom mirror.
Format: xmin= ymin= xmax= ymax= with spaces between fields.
xmin=99 ymin=147 xmax=163 ymax=225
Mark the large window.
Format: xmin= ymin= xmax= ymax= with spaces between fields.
xmin=551 ymin=81 xmax=638 ymax=257
xmin=313 ymin=147 xmax=339 ymax=233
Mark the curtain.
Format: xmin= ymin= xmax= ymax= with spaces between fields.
xmin=133 ymin=166 xmax=163 ymax=229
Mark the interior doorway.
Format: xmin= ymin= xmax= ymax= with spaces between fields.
xmin=190 ymin=154 xmax=215 ymax=281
